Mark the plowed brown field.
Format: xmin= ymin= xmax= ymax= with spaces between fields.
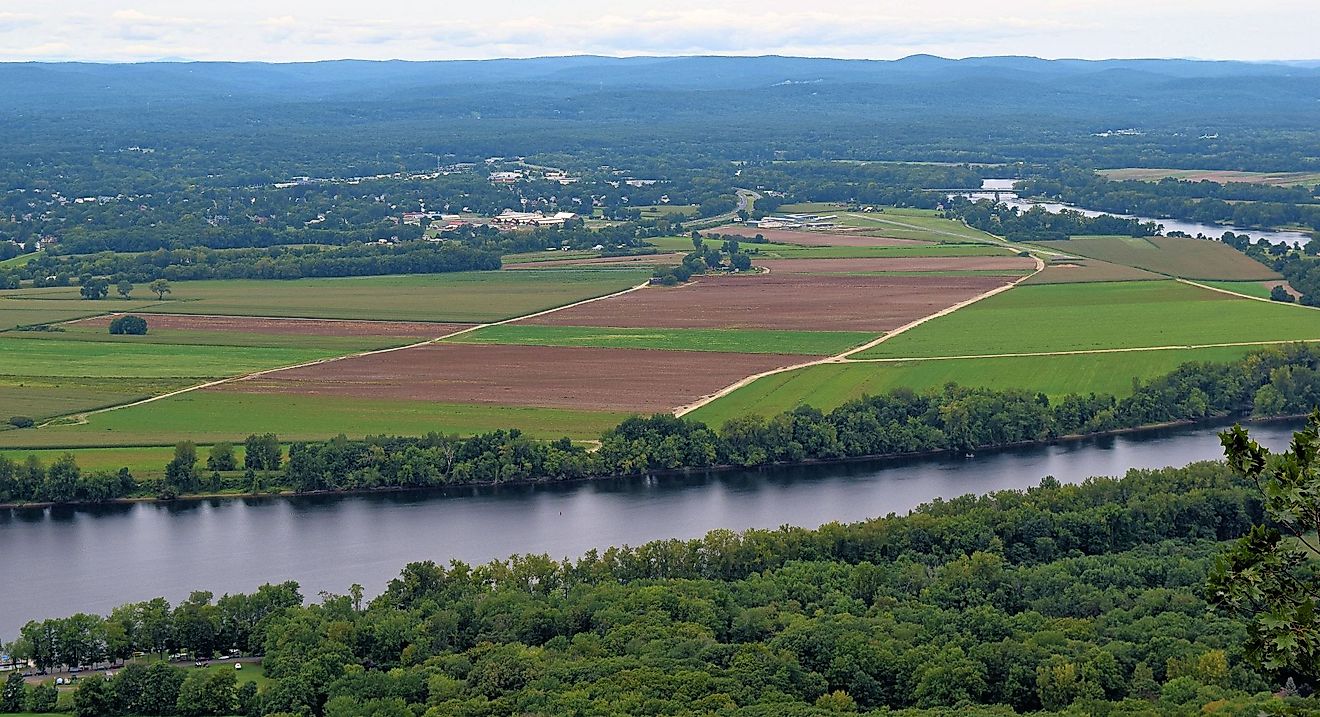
xmin=521 ymin=274 xmax=1012 ymax=332
xmin=218 ymin=343 xmax=812 ymax=412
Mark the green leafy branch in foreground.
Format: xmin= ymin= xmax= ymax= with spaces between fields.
xmin=1211 ymin=413 xmax=1320 ymax=679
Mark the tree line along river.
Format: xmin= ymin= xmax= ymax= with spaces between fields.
xmin=0 ymin=417 xmax=1301 ymax=640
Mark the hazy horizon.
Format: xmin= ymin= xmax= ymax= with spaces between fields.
xmin=4 ymin=1 xmax=1318 ymax=64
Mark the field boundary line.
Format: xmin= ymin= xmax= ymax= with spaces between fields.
xmin=1179 ymin=278 xmax=1320 ymax=309
xmin=672 ymin=255 xmax=1046 ymax=417
xmin=34 ymin=280 xmax=654 ymax=429
xmin=844 ymin=337 xmax=1320 ymax=363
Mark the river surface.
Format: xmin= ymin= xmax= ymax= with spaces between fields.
xmin=967 ymin=179 xmax=1314 ymax=245
xmin=0 ymin=418 xmax=1303 ymax=639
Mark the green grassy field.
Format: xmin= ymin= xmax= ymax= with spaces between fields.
xmin=835 ymin=211 xmax=1002 ymax=244
xmin=637 ymin=204 xmax=699 ymax=219
xmin=1195 ymin=280 xmax=1287 ymax=300
xmin=0 ymin=338 xmax=339 ymax=379
xmin=2 ymin=444 xmax=203 ymax=475
xmin=0 ymin=391 xmax=632 ymax=448
xmin=501 ymin=249 xmax=602 ymax=263
xmin=445 ymin=324 xmax=876 ymax=355
xmin=0 ymin=296 xmax=163 ymax=330
xmin=1032 ymin=235 xmax=1278 ymax=280
xmin=0 ymin=378 xmax=197 ymax=423
xmin=1022 ymin=257 xmax=1163 ymax=284
xmin=3 ymin=322 xmax=430 ymax=352
xmin=748 ymin=243 xmax=1012 ymax=259
xmin=688 ymin=345 xmax=1262 ymax=425
xmin=854 ymin=280 xmax=1320 ymax=359
xmin=3 ymin=270 xmax=651 ymax=323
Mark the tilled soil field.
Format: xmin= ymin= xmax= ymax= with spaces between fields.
xmin=72 ymin=313 xmax=470 ymax=338
xmin=218 ymin=343 xmax=812 ymax=412
xmin=522 ymin=274 xmax=1012 ymax=332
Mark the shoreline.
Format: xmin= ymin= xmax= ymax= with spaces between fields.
xmin=2 ymin=411 xmax=1298 ymax=512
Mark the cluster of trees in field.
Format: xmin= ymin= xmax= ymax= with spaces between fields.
xmin=15 ymin=242 xmax=501 ymax=284
xmin=8 ymin=461 xmax=1317 ymax=715
xmin=650 ymin=234 xmax=753 ymax=285
xmin=8 ymin=344 xmax=1320 ymax=506
xmin=1244 ymin=243 xmax=1320 ymax=306
xmin=1018 ymin=168 xmax=1320 ymax=232
xmin=944 ymin=196 xmax=1160 ymax=242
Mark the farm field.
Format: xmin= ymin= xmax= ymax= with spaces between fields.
xmin=854 ymin=280 xmax=1320 ymax=359
xmin=525 ymin=273 xmax=1014 ymax=332
xmin=0 ymin=295 xmax=163 ymax=330
xmin=502 ymin=252 xmax=685 ymax=269
xmin=1097 ymin=167 xmax=1320 ymax=186
xmin=1032 ymin=235 xmax=1279 ymax=280
xmin=4 ymin=314 xmax=462 ymax=351
xmin=3 ymin=270 xmax=651 ymax=323
xmin=687 ymin=344 xmax=1263 ymax=425
xmin=0 ymin=338 xmax=341 ymax=379
xmin=0 ymin=391 xmax=630 ymax=447
xmin=755 ymin=256 xmax=1034 ymax=274
xmin=217 ymin=343 xmax=815 ymax=412
xmin=833 ymin=211 xmax=1003 ymax=243
xmin=1022 ymin=257 xmax=1163 ymax=284
xmin=1196 ymin=279 xmax=1301 ymax=301
xmin=0 ymin=377 xmax=197 ymax=423
xmin=444 ymin=324 xmax=877 ymax=355
xmin=704 ymin=224 xmax=929 ymax=247
xmin=749 ymin=243 xmax=1014 ymax=259
xmin=1 ymin=444 xmax=193 ymax=475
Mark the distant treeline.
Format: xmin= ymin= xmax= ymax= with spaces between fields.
xmin=12 ymin=242 xmax=500 ymax=284
xmin=1019 ymin=167 xmax=1320 ymax=233
xmin=4 ymin=460 xmax=1304 ymax=715
xmin=741 ymin=161 xmax=983 ymax=214
xmin=944 ymin=196 xmax=1159 ymax=242
xmin=6 ymin=344 xmax=1320 ymax=506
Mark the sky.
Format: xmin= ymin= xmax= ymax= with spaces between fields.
xmin=1 ymin=0 xmax=1317 ymax=64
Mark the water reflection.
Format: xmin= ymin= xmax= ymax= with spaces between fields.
xmin=0 ymin=417 xmax=1302 ymax=638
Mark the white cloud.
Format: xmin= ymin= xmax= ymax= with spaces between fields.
xmin=0 ymin=1 xmax=1315 ymax=62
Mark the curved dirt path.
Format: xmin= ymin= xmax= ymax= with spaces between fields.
xmin=672 ymin=255 xmax=1045 ymax=417
xmin=37 ymin=280 xmax=654 ymax=428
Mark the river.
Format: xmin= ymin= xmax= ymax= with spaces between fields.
xmin=0 ymin=418 xmax=1303 ymax=639
xmin=966 ymin=179 xmax=1314 ymax=245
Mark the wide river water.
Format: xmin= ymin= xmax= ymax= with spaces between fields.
xmin=971 ymin=179 xmax=1314 ymax=245
xmin=0 ymin=417 xmax=1303 ymax=639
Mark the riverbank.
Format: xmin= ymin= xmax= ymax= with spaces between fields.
xmin=3 ymin=410 xmax=1292 ymax=512
xmin=3 ymin=414 xmax=1304 ymax=641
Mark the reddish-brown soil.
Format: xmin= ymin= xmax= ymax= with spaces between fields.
xmin=503 ymin=253 xmax=685 ymax=269
xmin=218 ymin=343 xmax=812 ymax=412
xmin=522 ymin=274 xmax=1012 ymax=332
xmin=757 ymin=257 xmax=1035 ymax=273
xmin=1264 ymin=280 xmax=1303 ymax=300
xmin=71 ymin=313 xmax=469 ymax=338
xmin=704 ymin=225 xmax=927 ymax=247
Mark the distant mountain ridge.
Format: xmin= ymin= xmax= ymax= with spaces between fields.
xmin=5 ymin=54 xmax=1319 ymax=105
